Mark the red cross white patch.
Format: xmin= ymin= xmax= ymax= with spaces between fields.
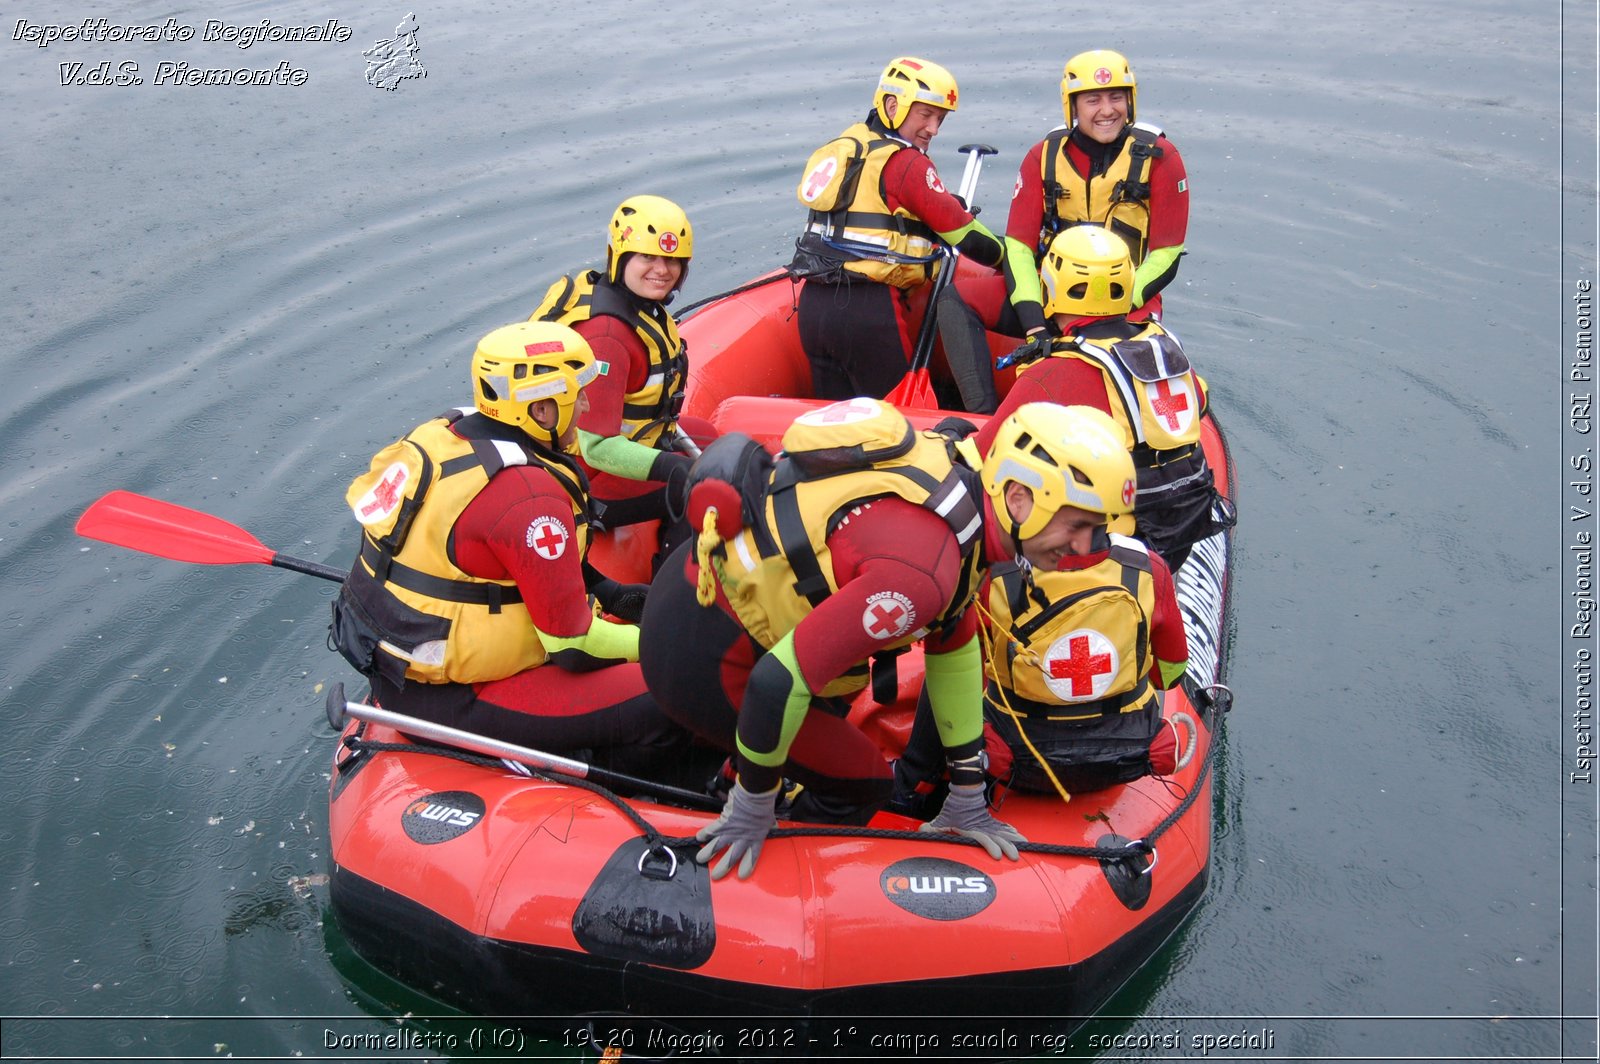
xmin=801 ymin=157 xmax=838 ymax=203
xmin=525 ymin=515 xmax=570 ymax=560
xmin=926 ymin=168 xmax=945 ymax=194
xmin=1041 ymin=628 xmax=1119 ymax=702
xmin=352 ymin=461 xmax=409 ymax=525
xmin=658 ymin=231 xmax=679 ymax=254
xmin=802 ymin=398 xmax=879 ymax=426
xmin=861 ymin=590 xmax=916 ymax=641
xmin=1145 ymin=377 xmax=1196 ymax=434
xmin=1094 ymin=66 xmax=1113 ymax=85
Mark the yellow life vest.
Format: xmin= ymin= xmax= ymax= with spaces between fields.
xmin=792 ymin=121 xmax=942 ymax=289
xmin=532 ymin=270 xmax=686 ymax=449
xmin=985 ymin=534 xmax=1159 ymax=720
xmin=1038 ymin=123 xmax=1164 ymax=264
xmin=711 ymin=399 xmax=985 ymax=697
xmin=340 ymin=408 xmax=591 ymax=685
xmin=1027 ymin=320 xmax=1205 ymax=454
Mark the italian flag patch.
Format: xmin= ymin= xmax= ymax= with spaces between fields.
xmin=1177 ymin=179 xmax=1187 ymax=193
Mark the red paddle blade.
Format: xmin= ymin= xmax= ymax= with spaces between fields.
xmin=883 ymin=369 xmax=938 ymax=411
xmin=75 ymin=490 xmax=276 ymax=567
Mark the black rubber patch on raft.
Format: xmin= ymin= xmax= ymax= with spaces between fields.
xmin=573 ymin=839 xmax=716 ymax=970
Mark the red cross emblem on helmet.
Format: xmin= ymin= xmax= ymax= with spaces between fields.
xmin=946 ymin=88 xmax=958 ymax=107
xmin=1094 ymin=66 xmax=1113 ymax=85
xmin=1121 ymin=478 xmax=1136 ymax=508
xmin=658 ymin=231 xmax=679 ymax=254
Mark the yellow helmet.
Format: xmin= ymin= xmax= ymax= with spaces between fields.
xmin=471 ymin=321 xmax=598 ymax=444
xmin=874 ymin=56 xmax=959 ymax=131
xmin=1061 ymin=49 xmax=1137 ymax=127
xmin=1041 ymin=226 xmax=1135 ymax=318
xmin=982 ymin=403 xmax=1135 ymax=541
xmin=605 ymin=195 xmax=693 ymax=285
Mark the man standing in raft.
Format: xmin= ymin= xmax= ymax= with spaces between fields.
xmin=789 ymin=57 xmax=1045 ymax=404
xmin=532 ymin=196 xmax=712 ymax=543
xmin=329 ymin=321 xmax=684 ymax=775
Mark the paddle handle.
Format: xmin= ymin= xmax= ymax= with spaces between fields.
xmin=330 ymin=691 xmax=721 ymax=813
xmin=272 ymin=553 xmax=347 ymax=583
xmin=953 ymin=142 xmax=998 ymax=212
xmin=908 ymin=144 xmax=998 ymax=376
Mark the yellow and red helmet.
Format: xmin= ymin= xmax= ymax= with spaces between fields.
xmin=874 ymin=56 xmax=959 ymax=130
xmin=1061 ymin=49 xmax=1137 ymax=127
xmin=605 ymin=195 xmax=693 ymax=284
xmin=982 ymin=403 xmax=1135 ymax=541
xmin=471 ymin=321 xmax=598 ymax=443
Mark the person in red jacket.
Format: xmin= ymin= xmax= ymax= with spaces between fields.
xmin=640 ymin=397 xmax=1163 ymax=881
xmin=977 ymin=404 xmax=1188 ymax=796
xmin=789 ymin=57 xmax=1044 ymax=403
xmin=330 ymin=321 xmax=685 ymax=775
xmin=532 ymin=196 xmax=714 ymax=538
xmin=1006 ymin=49 xmax=1189 ymax=322
xmin=977 ymin=227 xmax=1231 ymax=571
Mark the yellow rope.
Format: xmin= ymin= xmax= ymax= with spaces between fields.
xmin=694 ymin=507 xmax=721 ymax=607
xmin=973 ymin=589 xmax=1073 ymax=806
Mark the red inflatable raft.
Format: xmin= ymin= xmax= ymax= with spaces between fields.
xmin=326 ymin=263 xmax=1236 ymax=1039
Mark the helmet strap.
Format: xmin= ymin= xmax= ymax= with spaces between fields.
xmin=1068 ymin=123 xmax=1128 ymax=166
xmin=1007 ymin=516 xmax=1027 ymax=560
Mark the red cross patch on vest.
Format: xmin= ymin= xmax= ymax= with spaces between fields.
xmin=1041 ymin=627 xmax=1119 ymax=702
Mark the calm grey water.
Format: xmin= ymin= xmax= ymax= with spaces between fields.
xmin=1 ymin=1 xmax=1594 ymax=1060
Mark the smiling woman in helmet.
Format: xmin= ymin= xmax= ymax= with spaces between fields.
xmin=976 ymin=402 xmax=1189 ymax=797
xmin=788 ymin=57 xmax=1045 ymax=401
xmin=1002 ymin=49 xmax=1190 ymax=322
xmin=531 ymin=195 xmax=715 ymax=545
xmin=975 ymin=227 xmax=1231 ymax=572
xmin=329 ymin=320 xmax=687 ymax=776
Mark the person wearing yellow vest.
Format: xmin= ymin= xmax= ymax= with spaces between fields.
xmin=1007 ymin=49 xmax=1189 ymax=322
xmin=976 ymin=227 xmax=1232 ymax=571
xmin=956 ymin=48 xmax=1189 ymax=353
xmin=789 ymin=57 xmax=1046 ymax=402
xmin=531 ymin=196 xmax=714 ymax=536
xmin=329 ymin=321 xmax=685 ymax=775
xmin=642 ymin=397 xmax=1179 ymax=881
xmin=978 ymin=404 xmax=1188 ymax=795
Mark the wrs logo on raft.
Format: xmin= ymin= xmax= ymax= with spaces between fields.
xmin=880 ymin=857 xmax=996 ymax=921
xmin=401 ymin=790 xmax=485 ymax=844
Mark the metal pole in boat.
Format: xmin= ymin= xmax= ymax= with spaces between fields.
xmin=671 ymin=425 xmax=702 ymax=458
xmin=953 ymin=142 xmax=998 ymax=212
xmin=329 ymin=695 xmax=721 ymax=811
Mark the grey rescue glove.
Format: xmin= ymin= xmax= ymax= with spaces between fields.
xmin=695 ymin=781 xmax=781 ymax=880
xmin=919 ymin=782 xmax=1026 ymax=861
